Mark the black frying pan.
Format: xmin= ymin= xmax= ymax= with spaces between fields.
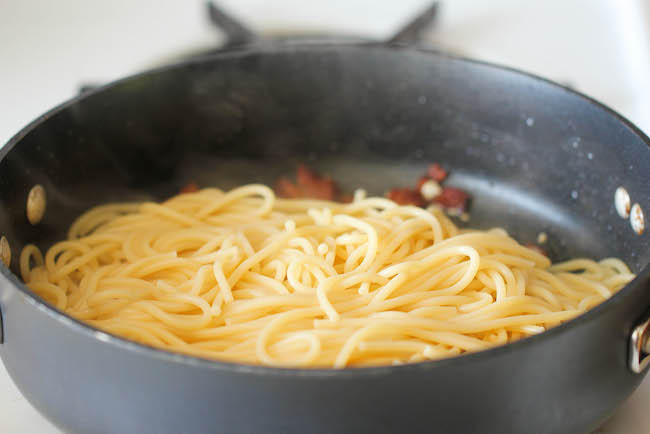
xmin=0 ymin=44 xmax=648 ymax=434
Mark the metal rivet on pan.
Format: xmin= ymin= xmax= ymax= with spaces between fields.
xmin=630 ymin=203 xmax=645 ymax=235
xmin=0 ymin=236 xmax=10 ymax=267
xmin=27 ymin=184 xmax=47 ymax=225
xmin=629 ymin=316 xmax=650 ymax=373
xmin=615 ymin=187 xmax=631 ymax=219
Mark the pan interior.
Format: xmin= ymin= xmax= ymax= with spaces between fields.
xmin=0 ymin=46 xmax=648 ymax=277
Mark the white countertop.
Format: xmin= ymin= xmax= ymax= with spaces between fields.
xmin=1 ymin=1 xmax=649 ymax=432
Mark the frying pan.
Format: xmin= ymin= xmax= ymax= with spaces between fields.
xmin=0 ymin=44 xmax=648 ymax=434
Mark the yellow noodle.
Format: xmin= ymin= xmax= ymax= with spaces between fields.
xmin=20 ymin=184 xmax=635 ymax=368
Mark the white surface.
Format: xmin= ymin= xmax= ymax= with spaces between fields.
xmin=1 ymin=1 xmax=649 ymax=433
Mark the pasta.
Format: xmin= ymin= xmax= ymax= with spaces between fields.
xmin=20 ymin=184 xmax=635 ymax=368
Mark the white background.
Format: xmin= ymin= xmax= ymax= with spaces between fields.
xmin=1 ymin=1 xmax=649 ymax=432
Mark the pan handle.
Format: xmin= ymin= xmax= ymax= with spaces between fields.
xmin=0 ymin=280 xmax=7 ymax=344
xmin=630 ymin=315 xmax=650 ymax=373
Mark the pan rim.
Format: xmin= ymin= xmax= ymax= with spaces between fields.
xmin=1 ymin=42 xmax=649 ymax=377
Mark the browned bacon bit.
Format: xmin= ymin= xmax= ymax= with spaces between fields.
xmin=525 ymin=243 xmax=548 ymax=256
xmin=427 ymin=163 xmax=448 ymax=182
xmin=339 ymin=193 xmax=354 ymax=203
xmin=386 ymin=188 xmax=426 ymax=207
xmin=179 ymin=182 xmax=200 ymax=193
xmin=274 ymin=165 xmax=341 ymax=201
xmin=274 ymin=177 xmax=302 ymax=198
xmin=433 ymin=187 xmax=469 ymax=211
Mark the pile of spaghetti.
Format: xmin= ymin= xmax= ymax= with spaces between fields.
xmin=20 ymin=185 xmax=634 ymax=367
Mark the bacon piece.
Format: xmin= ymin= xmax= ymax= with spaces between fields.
xmin=179 ymin=182 xmax=199 ymax=193
xmin=274 ymin=177 xmax=302 ymax=198
xmin=274 ymin=165 xmax=340 ymax=201
xmin=433 ymin=187 xmax=469 ymax=211
xmin=427 ymin=163 xmax=448 ymax=182
xmin=274 ymin=162 xmax=466 ymax=210
xmin=525 ymin=243 xmax=548 ymax=256
xmin=295 ymin=165 xmax=339 ymax=200
xmin=339 ymin=193 xmax=354 ymax=203
xmin=296 ymin=164 xmax=318 ymax=186
xmin=386 ymin=188 xmax=426 ymax=207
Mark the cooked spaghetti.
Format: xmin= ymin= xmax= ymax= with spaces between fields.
xmin=20 ymin=185 xmax=635 ymax=367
